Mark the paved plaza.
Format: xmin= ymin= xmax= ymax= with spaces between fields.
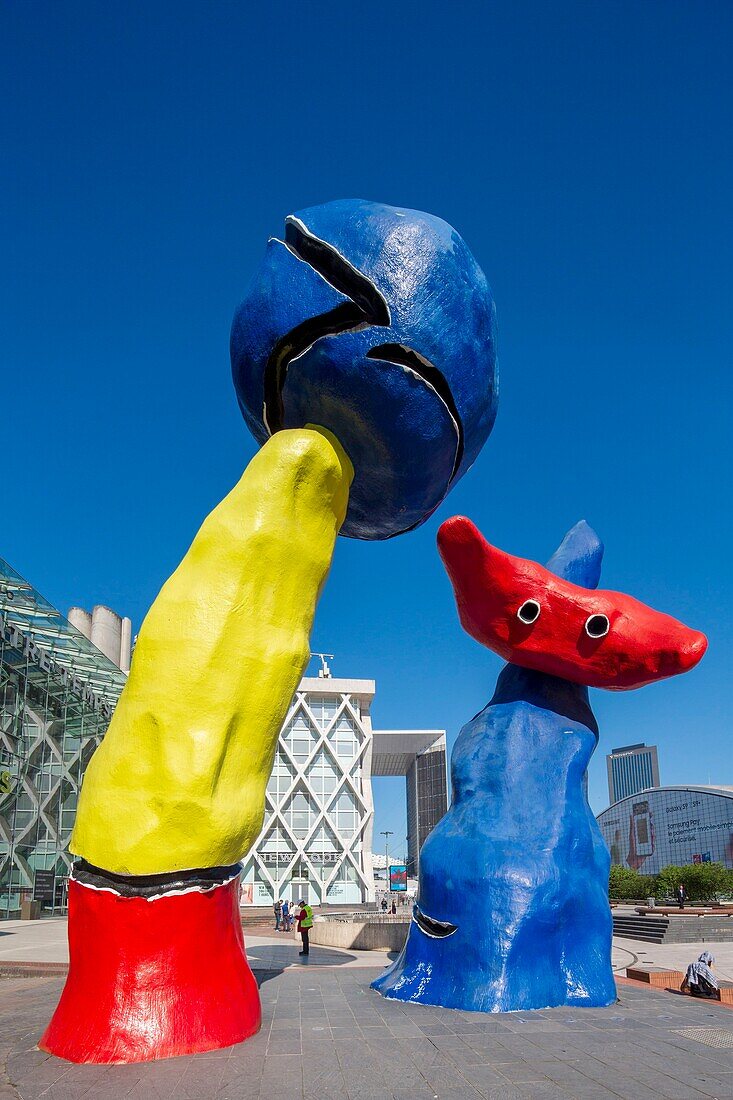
xmin=1 ymin=967 xmax=733 ymax=1100
xmin=2 ymin=917 xmax=733 ymax=1100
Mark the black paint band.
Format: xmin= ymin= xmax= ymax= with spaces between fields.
xmin=72 ymin=858 xmax=241 ymax=899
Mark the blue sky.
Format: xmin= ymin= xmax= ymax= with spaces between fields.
xmin=3 ymin=2 xmax=731 ymax=856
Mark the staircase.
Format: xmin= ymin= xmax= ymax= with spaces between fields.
xmin=240 ymin=907 xmax=278 ymax=930
xmin=613 ymin=911 xmax=733 ymax=944
xmin=613 ymin=913 xmax=669 ymax=943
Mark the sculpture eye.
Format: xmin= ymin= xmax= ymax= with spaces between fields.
xmin=585 ymin=613 xmax=610 ymax=639
xmin=517 ymin=599 xmax=541 ymax=624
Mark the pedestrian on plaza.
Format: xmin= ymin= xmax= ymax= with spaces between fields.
xmin=681 ymin=951 xmax=718 ymax=998
xmin=297 ymin=898 xmax=313 ymax=957
xmin=274 ymin=898 xmax=282 ymax=930
xmin=390 ymin=899 xmax=396 ymax=915
xmin=281 ymin=899 xmax=290 ymax=931
xmin=676 ymin=883 xmax=687 ymax=909
xmin=381 ymin=897 xmax=388 ymax=912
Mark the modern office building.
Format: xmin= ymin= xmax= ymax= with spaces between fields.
xmin=606 ymin=742 xmax=660 ymax=804
xmin=240 ymin=679 xmax=447 ymax=906
xmin=597 ymin=785 xmax=733 ymax=876
xmin=406 ymin=737 xmax=448 ymax=876
xmin=0 ymin=558 xmax=128 ymax=918
xmin=369 ymin=729 xmax=448 ymax=878
xmin=241 ymin=677 xmax=377 ymax=907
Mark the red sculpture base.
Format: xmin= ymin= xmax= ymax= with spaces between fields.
xmin=40 ymin=875 xmax=260 ymax=1064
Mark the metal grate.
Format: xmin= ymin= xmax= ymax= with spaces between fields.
xmin=673 ymin=1027 xmax=733 ymax=1049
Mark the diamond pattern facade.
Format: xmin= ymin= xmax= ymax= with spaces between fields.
xmin=241 ymin=678 xmax=376 ymax=906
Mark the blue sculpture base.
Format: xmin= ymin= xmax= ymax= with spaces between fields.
xmin=372 ymin=666 xmax=616 ymax=1013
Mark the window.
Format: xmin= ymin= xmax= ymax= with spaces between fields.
xmin=282 ymin=786 xmax=317 ymax=840
xmin=308 ymin=695 xmax=339 ymax=730
xmin=266 ymin=752 xmax=295 ymax=797
xmin=330 ymin=715 xmax=359 ymax=761
xmin=281 ymin=711 xmax=316 ymax=764
xmin=306 ymin=748 xmax=339 ymax=799
xmin=309 ymin=822 xmax=338 ymax=854
xmin=329 ymin=789 xmax=358 ymax=838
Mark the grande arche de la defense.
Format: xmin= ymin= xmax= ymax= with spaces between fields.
xmin=27 ymin=200 xmax=705 ymax=1063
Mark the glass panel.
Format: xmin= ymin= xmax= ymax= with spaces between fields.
xmin=0 ymin=556 xmax=128 ymax=918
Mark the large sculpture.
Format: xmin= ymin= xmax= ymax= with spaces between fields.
xmin=41 ymin=202 xmax=497 ymax=1062
xmin=41 ymin=429 xmax=353 ymax=1062
xmin=372 ymin=517 xmax=706 ymax=1011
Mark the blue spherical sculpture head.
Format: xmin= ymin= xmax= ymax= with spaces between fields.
xmin=230 ymin=199 xmax=498 ymax=539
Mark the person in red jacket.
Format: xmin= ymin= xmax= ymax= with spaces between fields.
xmin=296 ymin=899 xmax=313 ymax=956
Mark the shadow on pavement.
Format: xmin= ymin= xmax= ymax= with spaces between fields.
xmin=247 ymin=943 xmax=362 ymax=985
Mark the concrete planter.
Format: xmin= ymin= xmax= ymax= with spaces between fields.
xmin=308 ymin=917 xmax=410 ymax=951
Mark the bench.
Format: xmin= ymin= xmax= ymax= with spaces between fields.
xmin=625 ymin=966 xmax=684 ymax=989
xmin=634 ymin=906 xmax=733 ymax=916
xmin=718 ymin=981 xmax=733 ymax=1005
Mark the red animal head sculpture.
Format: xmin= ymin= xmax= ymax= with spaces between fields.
xmin=437 ymin=516 xmax=707 ymax=690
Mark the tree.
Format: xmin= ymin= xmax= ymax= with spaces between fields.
xmin=654 ymin=863 xmax=733 ymax=902
xmin=608 ymin=865 xmax=653 ymax=900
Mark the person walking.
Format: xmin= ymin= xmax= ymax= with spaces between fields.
xmin=274 ymin=898 xmax=282 ymax=930
xmin=281 ymin=899 xmax=290 ymax=931
xmin=297 ymin=898 xmax=313 ymax=956
xmin=676 ymin=883 xmax=687 ymax=909
xmin=390 ymin=899 xmax=397 ymax=915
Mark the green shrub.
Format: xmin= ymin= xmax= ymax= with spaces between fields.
xmin=608 ymin=865 xmax=653 ymax=900
xmin=654 ymin=863 xmax=733 ymax=903
xmin=608 ymin=862 xmax=733 ymax=902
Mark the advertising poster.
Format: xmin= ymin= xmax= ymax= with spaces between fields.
xmin=389 ymin=864 xmax=408 ymax=892
xmin=598 ymin=788 xmax=733 ymax=875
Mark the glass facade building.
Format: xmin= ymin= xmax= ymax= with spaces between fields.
xmin=606 ymin=742 xmax=660 ymax=804
xmin=406 ymin=740 xmax=448 ymax=877
xmin=597 ymin=785 xmax=733 ymax=875
xmin=0 ymin=559 xmax=127 ymax=918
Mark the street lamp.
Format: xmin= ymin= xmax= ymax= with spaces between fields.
xmin=380 ymin=829 xmax=393 ymax=890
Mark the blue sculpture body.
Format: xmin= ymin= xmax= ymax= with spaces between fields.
xmin=372 ymin=523 xmax=616 ymax=1011
xmin=373 ymin=515 xmax=705 ymax=1011
xmin=231 ymin=199 xmax=498 ymax=540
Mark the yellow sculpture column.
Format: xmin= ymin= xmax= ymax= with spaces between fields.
xmin=41 ymin=426 xmax=352 ymax=1063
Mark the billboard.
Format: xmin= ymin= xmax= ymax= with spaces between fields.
xmin=598 ymin=788 xmax=733 ymax=876
xmin=389 ymin=864 xmax=407 ymax=892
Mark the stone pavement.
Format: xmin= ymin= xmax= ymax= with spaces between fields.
xmin=2 ymin=967 xmax=733 ymax=1100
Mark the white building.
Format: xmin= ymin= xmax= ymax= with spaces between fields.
xmin=240 ymin=676 xmax=446 ymax=906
